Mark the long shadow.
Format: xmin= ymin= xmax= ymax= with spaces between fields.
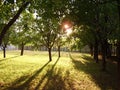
xmin=34 ymin=57 xmax=74 ymax=90
xmin=81 ymin=54 xmax=94 ymax=61
xmin=42 ymin=68 xmax=68 ymax=90
xmin=0 ymin=56 xmax=20 ymax=61
xmin=39 ymin=57 xmax=77 ymax=90
xmin=0 ymin=56 xmax=20 ymax=67
xmin=34 ymin=57 xmax=60 ymax=90
xmin=6 ymin=61 xmax=50 ymax=90
xmin=69 ymin=54 xmax=118 ymax=90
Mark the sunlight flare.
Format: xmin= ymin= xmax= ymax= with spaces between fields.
xmin=64 ymin=24 xmax=69 ymax=29
xmin=66 ymin=28 xmax=72 ymax=36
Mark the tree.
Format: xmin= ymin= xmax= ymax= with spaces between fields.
xmin=96 ymin=0 xmax=118 ymax=71
xmin=73 ymin=25 xmax=95 ymax=54
xmin=0 ymin=24 xmax=11 ymax=58
xmin=67 ymin=0 xmax=118 ymax=71
xmin=116 ymin=0 xmax=120 ymax=88
xmin=55 ymin=18 xmax=73 ymax=57
xmin=0 ymin=2 xmax=15 ymax=58
xmin=1 ymin=30 xmax=11 ymax=58
xmin=0 ymin=1 xmax=30 ymax=45
xmin=68 ymin=0 xmax=100 ymax=63
xmin=34 ymin=17 xmax=58 ymax=61
xmin=10 ymin=11 xmax=34 ymax=56
xmin=32 ymin=0 xmax=68 ymax=61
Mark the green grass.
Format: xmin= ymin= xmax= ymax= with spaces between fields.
xmin=0 ymin=50 xmax=118 ymax=90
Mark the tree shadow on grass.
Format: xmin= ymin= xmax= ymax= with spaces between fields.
xmin=34 ymin=57 xmax=75 ymax=90
xmin=34 ymin=57 xmax=60 ymax=90
xmin=0 ymin=56 xmax=20 ymax=61
xmin=6 ymin=61 xmax=50 ymax=90
xmin=41 ymin=68 xmax=68 ymax=90
xmin=5 ymin=57 xmax=65 ymax=90
xmin=81 ymin=54 xmax=94 ymax=61
xmin=0 ymin=56 xmax=20 ymax=67
xmin=69 ymin=54 xmax=118 ymax=90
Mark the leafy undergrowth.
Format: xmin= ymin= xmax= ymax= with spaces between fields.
xmin=0 ymin=50 xmax=118 ymax=90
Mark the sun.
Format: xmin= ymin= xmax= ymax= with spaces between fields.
xmin=64 ymin=24 xmax=69 ymax=29
xmin=63 ymin=24 xmax=73 ymax=36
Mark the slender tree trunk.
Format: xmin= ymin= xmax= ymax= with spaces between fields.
xmin=3 ymin=46 xmax=6 ymax=58
xmin=118 ymin=60 xmax=120 ymax=90
xmin=93 ymin=0 xmax=99 ymax=63
xmin=116 ymin=41 xmax=120 ymax=90
xmin=48 ymin=48 xmax=52 ymax=61
xmin=94 ymin=38 xmax=99 ymax=63
xmin=100 ymin=7 xmax=108 ymax=71
xmin=101 ymin=40 xmax=107 ymax=71
xmin=106 ymin=44 xmax=112 ymax=58
xmin=117 ymin=0 xmax=120 ymax=89
xmin=89 ymin=44 xmax=93 ymax=56
xmin=0 ymin=1 xmax=30 ymax=45
xmin=20 ymin=42 xmax=24 ymax=56
xmin=58 ymin=45 xmax=61 ymax=58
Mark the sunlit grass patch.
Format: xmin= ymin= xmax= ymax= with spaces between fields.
xmin=0 ymin=50 xmax=118 ymax=90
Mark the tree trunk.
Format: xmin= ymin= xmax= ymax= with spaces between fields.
xmin=93 ymin=0 xmax=99 ymax=63
xmin=3 ymin=46 xmax=6 ymax=58
xmin=116 ymin=41 xmax=120 ymax=90
xmin=0 ymin=1 xmax=30 ymax=45
xmin=106 ymin=44 xmax=112 ymax=58
xmin=101 ymin=40 xmax=107 ymax=71
xmin=89 ymin=44 xmax=93 ymax=56
xmin=20 ymin=42 xmax=24 ymax=56
xmin=58 ymin=46 xmax=61 ymax=58
xmin=118 ymin=59 xmax=120 ymax=90
xmin=48 ymin=48 xmax=52 ymax=61
xmin=94 ymin=38 xmax=99 ymax=63
xmin=117 ymin=0 xmax=120 ymax=89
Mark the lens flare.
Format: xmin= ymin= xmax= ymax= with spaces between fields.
xmin=66 ymin=28 xmax=72 ymax=36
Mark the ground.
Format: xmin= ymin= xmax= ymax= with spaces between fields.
xmin=0 ymin=50 xmax=118 ymax=90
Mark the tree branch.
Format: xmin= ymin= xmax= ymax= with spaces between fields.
xmin=0 ymin=1 xmax=30 ymax=45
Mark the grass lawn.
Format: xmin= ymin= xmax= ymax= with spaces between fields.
xmin=0 ymin=50 xmax=118 ymax=90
